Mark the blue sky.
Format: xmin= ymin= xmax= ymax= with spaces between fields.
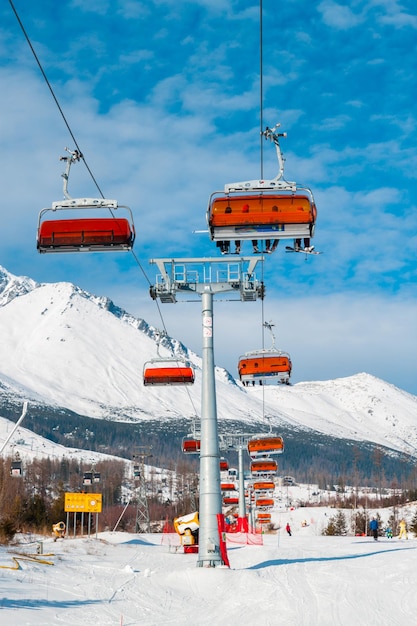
xmin=1 ymin=0 xmax=417 ymax=394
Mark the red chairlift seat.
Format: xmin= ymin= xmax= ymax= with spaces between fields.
xmin=143 ymin=359 xmax=195 ymax=386
xmin=247 ymin=435 xmax=284 ymax=459
xmin=239 ymin=350 xmax=292 ymax=384
xmin=182 ymin=438 xmax=201 ymax=454
xmin=223 ymin=496 xmax=239 ymax=506
xmin=37 ymin=199 xmax=135 ymax=253
xmin=221 ymin=482 xmax=237 ymax=492
xmin=219 ymin=457 xmax=229 ymax=471
xmin=207 ymin=191 xmax=316 ymax=242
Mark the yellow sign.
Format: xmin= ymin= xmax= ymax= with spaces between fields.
xmin=64 ymin=493 xmax=102 ymax=513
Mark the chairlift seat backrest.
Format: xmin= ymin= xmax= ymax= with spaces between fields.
xmin=182 ymin=439 xmax=201 ymax=454
xmin=248 ymin=436 xmax=284 ymax=458
xmin=239 ymin=353 xmax=292 ymax=379
xmin=250 ymin=458 xmax=278 ymax=476
xmin=143 ymin=362 xmax=195 ymax=386
xmin=37 ymin=217 xmax=134 ymax=252
xmin=209 ymin=194 xmax=315 ymax=227
xmin=208 ymin=192 xmax=316 ymax=241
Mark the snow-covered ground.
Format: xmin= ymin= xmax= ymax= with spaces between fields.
xmin=1 ymin=503 xmax=416 ymax=626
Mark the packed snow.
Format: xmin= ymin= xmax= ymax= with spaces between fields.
xmin=1 ymin=499 xmax=416 ymax=625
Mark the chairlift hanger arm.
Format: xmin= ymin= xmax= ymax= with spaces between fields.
xmin=224 ymin=123 xmax=296 ymax=192
xmin=55 ymin=147 xmax=126 ymax=212
xmin=263 ymin=320 xmax=276 ymax=350
xmin=262 ymin=124 xmax=286 ymax=181
xmin=60 ymin=147 xmax=83 ymax=200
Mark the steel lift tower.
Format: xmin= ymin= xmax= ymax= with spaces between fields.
xmin=219 ymin=433 xmax=255 ymax=532
xmin=133 ymin=447 xmax=153 ymax=533
xmin=149 ymin=256 xmax=264 ymax=567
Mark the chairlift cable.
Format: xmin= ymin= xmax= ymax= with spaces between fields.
xmin=260 ymin=0 xmax=264 ymax=182
xmin=9 ymin=2 xmax=199 ymax=418
xmin=9 ymin=2 xmax=162 ymax=315
xmin=259 ymin=0 xmax=267 ymax=422
xmin=8 ymin=0 xmax=105 ymax=200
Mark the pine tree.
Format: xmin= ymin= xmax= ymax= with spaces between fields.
xmin=323 ymin=510 xmax=347 ymax=536
xmin=334 ymin=510 xmax=347 ymax=535
xmin=409 ymin=508 xmax=417 ymax=537
xmin=354 ymin=510 xmax=367 ymax=535
xmin=323 ymin=515 xmax=337 ymax=536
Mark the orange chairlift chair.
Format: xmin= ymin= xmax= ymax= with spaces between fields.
xmin=247 ymin=434 xmax=285 ymax=459
xmin=238 ymin=321 xmax=292 ymax=385
xmin=252 ymin=480 xmax=276 ymax=493
xmin=207 ymin=124 xmax=317 ymax=253
xmin=250 ymin=458 xmax=278 ymax=477
xmin=143 ymin=331 xmax=195 ymax=386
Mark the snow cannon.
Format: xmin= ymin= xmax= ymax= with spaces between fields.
xmin=173 ymin=512 xmax=199 ymax=552
xmin=52 ymin=521 xmax=66 ymax=541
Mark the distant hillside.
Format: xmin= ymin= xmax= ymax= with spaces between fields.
xmin=1 ymin=394 xmax=413 ymax=488
xmin=0 ymin=264 xmax=416 ymax=487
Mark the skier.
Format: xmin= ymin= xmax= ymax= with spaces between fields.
xmin=286 ymin=522 xmax=292 ymax=536
xmin=385 ymin=527 xmax=393 ymax=539
xmin=369 ymin=517 xmax=378 ymax=541
xmin=398 ymin=519 xmax=408 ymax=540
xmin=294 ymin=237 xmax=314 ymax=253
xmin=265 ymin=239 xmax=279 ymax=254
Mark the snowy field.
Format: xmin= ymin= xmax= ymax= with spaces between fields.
xmin=1 ymin=506 xmax=416 ymax=626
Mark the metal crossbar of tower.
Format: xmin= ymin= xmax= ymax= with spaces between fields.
xmin=149 ymin=256 xmax=264 ymax=567
xmin=133 ymin=448 xmax=153 ymax=533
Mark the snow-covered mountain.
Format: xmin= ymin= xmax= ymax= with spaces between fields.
xmin=0 ymin=265 xmax=416 ymax=457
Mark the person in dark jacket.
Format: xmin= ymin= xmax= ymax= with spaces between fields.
xmin=369 ymin=517 xmax=378 ymax=540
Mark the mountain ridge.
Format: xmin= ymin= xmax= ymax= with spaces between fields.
xmin=0 ymin=265 xmax=416 ymax=463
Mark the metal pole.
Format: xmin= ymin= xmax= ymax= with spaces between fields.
xmin=0 ymin=402 xmax=28 ymax=455
xmin=197 ymin=289 xmax=223 ymax=567
xmin=112 ymin=497 xmax=132 ymax=532
xmin=238 ymin=447 xmax=246 ymax=521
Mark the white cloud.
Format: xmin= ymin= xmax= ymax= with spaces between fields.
xmin=317 ymin=1 xmax=364 ymax=29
